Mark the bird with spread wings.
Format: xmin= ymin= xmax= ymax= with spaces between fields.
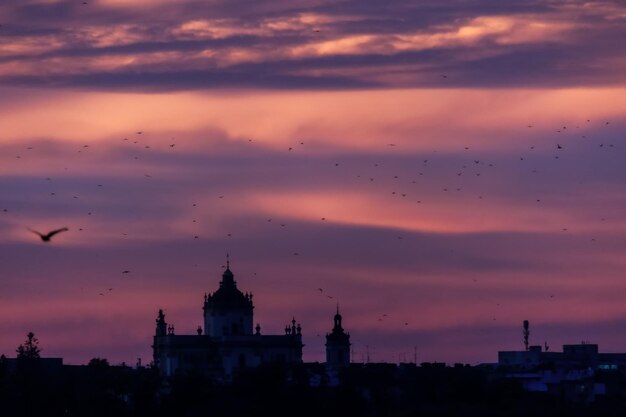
xmin=28 ymin=227 xmax=69 ymax=242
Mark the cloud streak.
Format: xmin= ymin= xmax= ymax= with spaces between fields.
xmin=1 ymin=1 xmax=625 ymax=90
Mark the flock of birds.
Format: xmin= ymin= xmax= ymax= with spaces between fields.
xmin=1 ymin=113 xmax=623 ymax=360
xmin=6 ymin=119 xmax=623 ymax=248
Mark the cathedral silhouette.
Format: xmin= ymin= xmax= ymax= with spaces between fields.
xmin=152 ymin=257 xmax=350 ymax=381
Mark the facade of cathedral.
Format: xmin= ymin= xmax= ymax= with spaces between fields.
xmin=152 ymin=260 xmax=304 ymax=380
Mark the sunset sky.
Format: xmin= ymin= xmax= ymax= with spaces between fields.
xmin=1 ymin=0 xmax=625 ymax=366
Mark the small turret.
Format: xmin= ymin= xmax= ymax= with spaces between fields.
xmin=155 ymin=309 xmax=167 ymax=337
xmin=284 ymin=317 xmax=302 ymax=337
xmin=333 ymin=305 xmax=343 ymax=332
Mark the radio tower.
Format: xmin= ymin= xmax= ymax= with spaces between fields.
xmin=523 ymin=320 xmax=530 ymax=351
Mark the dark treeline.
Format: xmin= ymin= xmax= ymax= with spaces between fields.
xmin=2 ymin=357 xmax=626 ymax=417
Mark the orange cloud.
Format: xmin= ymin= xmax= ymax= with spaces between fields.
xmin=1 ymin=87 xmax=625 ymax=151
xmin=246 ymin=188 xmax=626 ymax=235
xmin=286 ymin=14 xmax=575 ymax=60
xmin=172 ymin=19 xmax=266 ymax=40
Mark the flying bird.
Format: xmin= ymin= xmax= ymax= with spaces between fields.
xmin=28 ymin=227 xmax=69 ymax=242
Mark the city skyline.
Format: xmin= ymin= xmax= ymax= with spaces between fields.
xmin=1 ymin=0 xmax=625 ymax=366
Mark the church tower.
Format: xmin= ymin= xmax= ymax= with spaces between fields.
xmin=325 ymin=306 xmax=350 ymax=368
xmin=203 ymin=255 xmax=254 ymax=337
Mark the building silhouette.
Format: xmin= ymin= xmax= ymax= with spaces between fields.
xmin=152 ymin=258 xmax=304 ymax=380
xmin=325 ymin=305 xmax=350 ymax=369
xmin=497 ymin=321 xmax=626 ymax=372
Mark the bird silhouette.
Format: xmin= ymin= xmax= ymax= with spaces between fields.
xmin=28 ymin=227 xmax=69 ymax=242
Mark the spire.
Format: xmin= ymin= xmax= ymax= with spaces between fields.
xmin=221 ymin=253 xmax=234 ymax=286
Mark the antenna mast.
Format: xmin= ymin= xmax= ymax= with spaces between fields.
xmin=523 ymin=320 xmax=530 ymax=351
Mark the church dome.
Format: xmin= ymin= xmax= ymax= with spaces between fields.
xmin=204 ymin=265 xmax=253 ymax=311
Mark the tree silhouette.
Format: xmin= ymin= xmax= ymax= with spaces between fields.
xmin=0 ymin=354 xmax=7 ymax=377
xmin=88 ymin=357 xmax=110 ymax=368
xmin=16 ymin=332 xmax=41 ymax=359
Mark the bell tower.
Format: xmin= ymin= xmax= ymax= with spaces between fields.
xmin=325 ymin=305 xmax=350 ymax=368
